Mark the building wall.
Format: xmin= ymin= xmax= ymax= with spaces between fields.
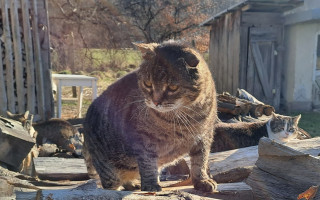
xmin=283 ymin=22 xmax=320 ymax=111
xmin=283 ymin=0 xmax=320 ymax=111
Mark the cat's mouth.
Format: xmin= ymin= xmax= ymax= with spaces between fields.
xmin=145 ymin=101 xmax=179 ymax=113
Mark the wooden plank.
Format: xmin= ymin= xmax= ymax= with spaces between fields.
xmin=247 ymin=137 xmax=320 ymax=200
xmin=2 ymin=0 xmax=15 ymax=113
xmin=232 ymin=11 xmax=241 ymax=95
xmin=239 ymin=25 xmax=249 ymax=90
xmin=21 ymin=0 xmax=36 ymax=114
xmin=222 ymin=15 xmax=228 ymax=93
xmin=241 ymin=12 xmax=284 ymax=26
xmin=214 ymin=20 xmax=223 ymax=93
xmin=226 ymin=13 xmax=233 ymax=94
xmin=246 ymin=44 xmax=255 ymax=95
xmin=273 ymin=26 xmax=284 ymax=110
xmin=33 ymin=157 xmax=89 ymax=181
xmin=0 ymin=43 xmax=8 ymax=116
xmin=251 ymin=42 xmax=272 ymax=99
xmin=38 ymin=1 xmax=54 ymax=120
xmin=31 ymin=0 xmax=46 ymax=119
xmin=11 ymin=0 xmax=25 ymax=113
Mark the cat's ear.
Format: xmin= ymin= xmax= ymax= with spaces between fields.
xmin=183 ymin=49 xmax=199 ymax=68
xmin=293 ymin=114 xmax=301 ymax=124
xmin=24 ymin=111 xmax=29 ymax=119
xmin=271 ymin=112 xmax=277 ymax=119
xmin=133 ymin=42 xmax=158 ymax=60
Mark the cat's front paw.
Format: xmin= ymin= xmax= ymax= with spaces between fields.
xmin=141 ymin=183 xmax=162 ymax=192
xmin=193 ymin=179 xmax=217 ymax=192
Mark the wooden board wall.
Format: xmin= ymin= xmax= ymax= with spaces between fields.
xmin=0 ymin=0 xmax=53 ymax=120
xmin=209 ymin=10 xmax=241 ymax=95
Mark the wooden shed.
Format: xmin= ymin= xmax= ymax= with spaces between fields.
xmin=0 ymin=0 xmax=53 ymax=120
xmin=202 ymin=0 xmax=304 ymax=110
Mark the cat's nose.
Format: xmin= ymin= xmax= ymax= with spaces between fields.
xmin=153 ymin=100 xmax=161 ymax=106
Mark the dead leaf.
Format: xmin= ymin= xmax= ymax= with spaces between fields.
xmin=297 ymin=185 xmax=319 ymax=200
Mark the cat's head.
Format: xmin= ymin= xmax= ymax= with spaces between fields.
xmin=135 ymin=41 xmax=204 ymax=113
xmin=267 ymin=113 xmax=301 ymax=142
xmin=7 ymin=110 xmax=29 ymax=122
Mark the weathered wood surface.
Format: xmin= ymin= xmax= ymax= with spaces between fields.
xmin=0 ymin=117 xmax=35 ymax=168
xmin=246 ymin=137 xmax=320 ymax=200
xmin=33 ymin=157 xmax=89 ymax=181
xmin=17 ymin=180 xmax=252 ymax=200
xmin=0 ymin=0 xmax=53 ymax=120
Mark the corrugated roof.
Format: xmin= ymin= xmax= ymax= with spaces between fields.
xmin=201 ymin=0 xmax=304 ymax=26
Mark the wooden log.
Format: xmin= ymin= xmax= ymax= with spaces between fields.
xmin=249 ymin=103 xmax=264 ymax=118
xmin=246 ymin=137 xmax=320 ymax=200
xmin=262 ymin=105 xmax=275 ymax=116
xmin=218 ymin=101 xmax=241 ymax=116
xmin=237 ymin=88 xmax=264 ymax=105
xmin=218 ymin=93 xmax=236 ymax=104
xmin=0 ymin=117 xmax=35 ymax=168
xmin=236 ymin=100 xmax=252 ymax=115
xmin=33 ymin=157 xmax=89 ymax=181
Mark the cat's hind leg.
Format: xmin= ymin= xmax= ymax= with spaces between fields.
xmin=94 ymin=160 xmax=122 ymax=190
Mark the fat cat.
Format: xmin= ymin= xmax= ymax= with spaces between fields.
xmin=6 ymin=111 xmax=82 ymax=154
xmin=211 ymin=113 xmax=302 ymax=152
xmin=83 ymin=41 xmax=217 ymax=192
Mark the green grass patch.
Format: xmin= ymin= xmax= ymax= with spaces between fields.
xmin=287 ymin=112 xmax=320 ymax=137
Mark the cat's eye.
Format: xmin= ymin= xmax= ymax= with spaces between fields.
xmin=168 ymin=85 xmax=179 ymax=92
xmin=144 ymin=80 xmax=152 ymax=88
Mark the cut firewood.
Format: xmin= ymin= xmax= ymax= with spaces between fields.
xmin=217 ymin=92 xmax=275 ymax=118
xmin=246 ymin=137 xmax=320 ymax=200
xmin=218 ymin=101 xmax=242 ymax=116
xmin=237 ymin=89 xmax=264 ymax=105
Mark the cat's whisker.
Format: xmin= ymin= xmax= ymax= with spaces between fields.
xmin=180 ymin=109 xmax=204 ymax=129
xmin=182 ymin=105 xmax=206 ymax=117
xmin=117 ymin=99 xmax=145 ymax=113
xmin=176 ymin=111 xmax=197 ymax=139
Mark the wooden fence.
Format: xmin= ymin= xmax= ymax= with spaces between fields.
xmin=0 ymin=0 xmax=53 ymax=120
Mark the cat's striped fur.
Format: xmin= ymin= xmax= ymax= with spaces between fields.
xmin=83 ymin=41 xmax=217 ymax=192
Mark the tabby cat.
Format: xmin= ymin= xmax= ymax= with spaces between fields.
xmin=84 ymin=41 xmax=217 ymax=192
xmin=6 ymin=111 xmax=81 ymax=154
xmin=211 ymin=113 xmax=302 ymax=152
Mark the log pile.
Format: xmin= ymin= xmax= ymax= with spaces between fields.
xmin=217 ymin=89 xmax=275 ymax=119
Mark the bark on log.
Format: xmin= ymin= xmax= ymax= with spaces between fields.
xmin=217 ymin=92 xmax=275 ymax=118
xmin=246 ymin=137 xmax=320 ymax=200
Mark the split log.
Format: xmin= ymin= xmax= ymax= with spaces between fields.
xmin=217 ymin=92 xmax=275 ymax=118
xmin=246 ymin=137 xmax=320 ymax=200
xmin=0 ymin=116 xmax=35 ymax=168
xmin=237 ymin=88 xmax=264 ymax=105
xmin=218 ymin=101 xmax=242 ymax=116
xmin=33 ymin=157 xmax=89 ymax=181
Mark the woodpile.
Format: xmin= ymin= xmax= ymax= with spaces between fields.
xmin=218 ymin=89 xmax=275 ymax=119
